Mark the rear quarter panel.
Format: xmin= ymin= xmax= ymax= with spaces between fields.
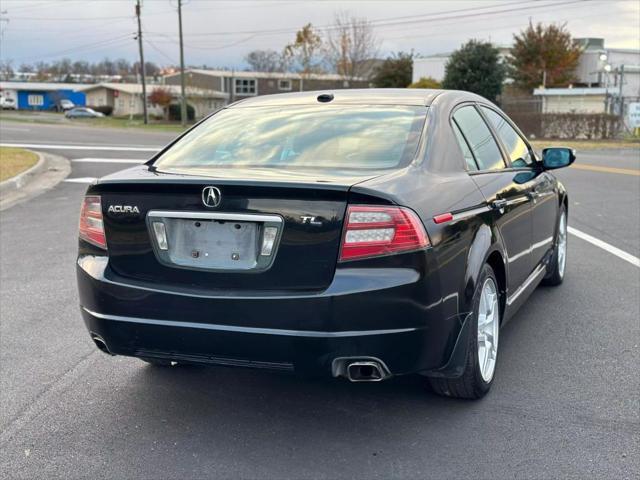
xmin=353 ymin=92 xmax=509 ymax=323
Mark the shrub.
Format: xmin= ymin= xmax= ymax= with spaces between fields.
xmin=506 ymin=112 xmax=621 ymax=139
xmin=442 ymin=40 xmax=505 ymax=103
xmin=168 ymin=104 xmax=195 ymax=122
xmin=90 ymin=105 xmax=113 ymax=116
xmin=408 ymin=77 xmax=441 ymax=89
xmin=372 ymin=52 xmax=413 ymax=88
xmin=541 ymin=113 xmax=620 ymax=139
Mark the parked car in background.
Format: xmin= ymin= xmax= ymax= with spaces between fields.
xmin=76 ymin=89 xmax=574 ymax=399
xmin=0 ymin=97 xmax=17 ymax=110
xmin=59 ymin=99 xmax=75 ymax=111
xmin=65 ymin=107 xmax=104 ymax=119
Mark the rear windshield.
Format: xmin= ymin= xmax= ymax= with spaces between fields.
xmin=153 ymin=105 xmax=427 ymax=171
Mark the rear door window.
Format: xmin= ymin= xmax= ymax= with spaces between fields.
xmin=452 ymin=120 xmax=478 ymax=171
xmin=481 ymin=106 xmax=534 ymax=168
xmin=452 ymin=106 xmax=505 ymax=171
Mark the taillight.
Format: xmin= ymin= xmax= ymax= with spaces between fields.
xmin=339 ymin=205 xmax=430 ymax=262
xmin=79 ymin=195 xmax=107 ymax=249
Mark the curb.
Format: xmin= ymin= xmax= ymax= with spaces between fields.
xmin=0 ymin=151 xmax=47 ymax=195
xmin=0 ymin=151 xmax=71 ymax=211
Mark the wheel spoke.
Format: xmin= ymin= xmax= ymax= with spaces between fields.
xmin=490 ymin=344 xmax=497 ymax=360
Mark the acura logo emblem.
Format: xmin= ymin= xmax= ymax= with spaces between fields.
xmin=202 ymin=186 xmax=221 ymax=208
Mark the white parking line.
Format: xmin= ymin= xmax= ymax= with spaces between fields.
xmin=64 ymin=177 xmax=96 ymax=184
xmin=0 ymin=142 xmax=160 ymax=152
xmin=72 ymin=158 xmax=146 ymax=164
xmin=568 ymin=226 xmax=640 ymax=268
xmin=0 ymin=126 xmax=31 ymax=132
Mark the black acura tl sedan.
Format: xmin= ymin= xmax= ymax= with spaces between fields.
xmin=77 ymin=89 xmax=574 ymax=399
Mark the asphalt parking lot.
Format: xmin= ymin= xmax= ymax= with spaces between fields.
xmin=1 ymin=121 xmax=638 ymax=479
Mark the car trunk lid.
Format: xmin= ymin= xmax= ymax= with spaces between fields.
xmin=94 ymin=165 xmax=385 ymax=292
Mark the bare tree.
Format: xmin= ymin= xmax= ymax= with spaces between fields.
xmin=284 ymin=23 xmax=324 ymax=76
xmin=0 ymin=60 xmax=14 ymax=80
xmin=324 ymin=12 xmax=380 ymax=80
xmin=34 ymin=61 xmax=49 ymax=80
xmin=115 ymin=58 xmax=132 ymax=76
xmin=245 ymin=50 xmax=284 ymax=72
xmin=72 ymin=60 xmax=90 ymax=75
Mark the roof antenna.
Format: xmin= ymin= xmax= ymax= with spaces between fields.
xmin=317 ymin=93 xmax=334 ymax=103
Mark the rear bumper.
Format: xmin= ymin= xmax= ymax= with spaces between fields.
xmin=77 ymin=254 xmax=465 ymax=377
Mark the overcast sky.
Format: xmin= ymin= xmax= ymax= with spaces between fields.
xmin=1 ymin=0 xmax=638 ymax=69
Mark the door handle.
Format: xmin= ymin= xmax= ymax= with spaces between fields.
xmin=526 ymin=191 xmax=540 ymax=202
xmin=490 ymin=199 xmax=508 ymax=211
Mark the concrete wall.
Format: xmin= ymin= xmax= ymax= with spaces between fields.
xmin=541 ymin=95 xmax=606 ymax=113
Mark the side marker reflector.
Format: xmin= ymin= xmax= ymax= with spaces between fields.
xmin=433 ymin=213 xmax=453 ymax=224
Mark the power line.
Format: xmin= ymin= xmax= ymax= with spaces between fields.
xmin=388 ymin=6 xmax=618 ymax=43
xmin=143 ymin=0 xmax=596 ymax=51
xmin=145 ymin=39 xmax=177 ymax=65
xmin=384 ymin=0 xmax=609 ymax=40
xmin=146 ymin=0 xmax=578 ymax=38
xmin=11 ymin=33 xmax=135 ymax=61
xmin=7 ymin=15 xmax=134 ymax=21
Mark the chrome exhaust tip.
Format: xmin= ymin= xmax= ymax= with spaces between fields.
xmin=90 ymin=334 xmax=113 ymax=355
xmin=332 ymin=357 xmax=391 ymax=382
xmin=347 ymin=361 xmax=385 ymax=382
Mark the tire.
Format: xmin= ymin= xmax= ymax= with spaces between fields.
xmin=428 ymin=264 xmax=501 ymax=399
xmin=542 ymin=206 xmax=567 ymax=287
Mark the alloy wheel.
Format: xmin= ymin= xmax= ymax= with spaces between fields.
xmin=557 ymin=212 xmax=567 ymax=279
xmin=477 ymin=277 xmax=500 ymax=382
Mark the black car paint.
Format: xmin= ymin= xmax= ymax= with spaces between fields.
xmin=77 ymin=89 xmax=568 ymax=378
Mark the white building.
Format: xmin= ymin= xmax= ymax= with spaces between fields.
xmin=532 ymin=87 xmax=608 ymax=113
xmin=412 ymin=48 xmax=511 ymax=83
xmin=411 ymin=54 xmax=450 ymax=83
xmin=77 ymin=83 xmax=228 ymax=119
xmin=574 ymin=38 xmax=640 ymax=96
xmin=538 ymin=39 xmax=640 ymax=117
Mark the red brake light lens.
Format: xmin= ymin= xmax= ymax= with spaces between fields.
xmin=79 ymin=195 xmax=107 ymax=249
xmin=339 ymin=205 xmax=430 ymax=262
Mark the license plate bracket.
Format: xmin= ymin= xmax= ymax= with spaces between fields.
xmin=146 ymin=211 xmax=283 ymax=273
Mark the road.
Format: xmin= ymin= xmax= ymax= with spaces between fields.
xmin=1 ymin=121 xmax=638 ymax=479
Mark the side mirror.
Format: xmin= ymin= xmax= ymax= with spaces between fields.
xmin=542 ymin=147 xmax=576 ymax=170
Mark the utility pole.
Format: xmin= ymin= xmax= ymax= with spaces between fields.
xmin=618 ymin=64 xmax=625 ymax=126
xmin=177 ymin=0 xmax=187 ymax=127
xmin=135 ymin=0 xmax=148 ymax=124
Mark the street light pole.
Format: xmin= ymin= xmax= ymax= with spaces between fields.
xmin=135 ymin=0 xmax=148 ymax=124
xmin=178 ymin=0 xmax=187 ymax=127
